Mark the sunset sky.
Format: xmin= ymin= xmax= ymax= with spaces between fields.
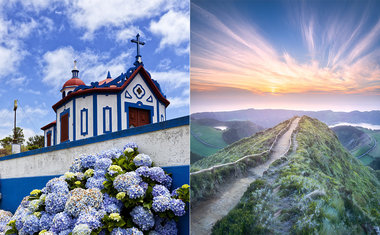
xmin=191 ymin=0 xmax=380 ymax=113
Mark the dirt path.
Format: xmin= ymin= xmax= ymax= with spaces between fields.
xmin=190 ymin=117 xmax=300 ymax=235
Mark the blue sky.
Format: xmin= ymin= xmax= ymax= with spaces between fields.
xmin=0 ymin=0 xmax=189 ymax=142
xmin=191 ymin=0 xmax=380 ymax=113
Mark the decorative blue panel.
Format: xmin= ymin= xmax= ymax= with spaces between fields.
xmin=146 ymin=95 xmax=153 ymax=103
xmin=133 ymin=84 xmax=145 ymax=99
xmin=103 ymin=106 xmax=112 ymax=134
xmin=80 ymin=108 xmax=88 ymax=136
xmin=125 ymin=90 xmax=132 ymax=99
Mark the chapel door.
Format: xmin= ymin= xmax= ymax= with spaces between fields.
xmin=61 ymin=113 xmax=69 ymax=142
xmin=129 ymin=107 xmax=150 ymax=128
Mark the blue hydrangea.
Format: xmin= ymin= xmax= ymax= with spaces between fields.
xmin=124 ymin=142 xmax=138 ymax=150
xmin=28 ymin=199 xmax=41 ymax=212
xmin=50 ymin=212 xmax=72 ymax=233
xmin=98 ymin=149 xmax=123 ymax=159
xmin=135 ymin=166 xmax=150 ymax=177
xmin=154 ymin=217 xmax=177 ymax=235
xmin=22 ymin=214 xmax=40 ymax=234
xmin=85 ymin=176 xmax=106 ymax=190
xmin=171 ymin=188 xmax=180 ymax=197
xmin=93 ymin=169 xmax=107 ymax=178
xmin=65 ymin=188 xmax=103 ymax=217
xmin=59 ymin=229 xmax=72 ymax=235
xmin=70 ymin=158 xmax=83 ymax=173
xmin=126 ymin=185 xmax=145 ymax=199
xmin=125 ymin=227 xmax=143 ymax=235
xmin=46 ymin=178 xmax=69 ymax=194
xmin=39 ymin=212 xmax=54 ymax=230
xmin=162 ymin=175 xmax=172 ymax=189
xmin=148 ymin=167 xmax=170 ymax=186
xmin=113 ymin=172 xmax=142 ymax=192
xmin=72 ymin=224 xmax=91 ymax=235
xmin=0 ymin=210 xmax=13 ymax=231
xmin=94 ymin=158 xmax=112 ymax=171
xmin=75 ymin=208 xmax=102 ymax=230
xmin=102 ymin=194 xmax=123 ymax=214
xmin=139 ymin=181 xmax=148 ymax=191
xmin=14 ymin=207 xmax=30 ymax=230
xmin=152 ymin=185 xmax=170 ymax=197
xmin=45 ymin=193 xmax=69 ymax=214
xmin=169 ymin=199 xmax=186 ymax=216
xmin=152 ymin=195 xmax=171 ymax=212
xmin=133 ymin=154 xmax=152 ymax=167
xmin=80 ymin=154 xmax=97 ymax=169
xmin=130 ymin=206 xmax=155 ymax=231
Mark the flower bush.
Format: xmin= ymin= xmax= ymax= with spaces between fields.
xmin=0 ymin=143 xmax=189 ymax=234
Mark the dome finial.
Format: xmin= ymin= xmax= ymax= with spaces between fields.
xmin=72 ymin=60 xmax=79 ymax=78
xmin=107 ymin=71 xmax=111 ymax=78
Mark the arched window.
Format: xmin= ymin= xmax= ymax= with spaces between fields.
xmin=62 ymin=91 xmax=66 ymax=98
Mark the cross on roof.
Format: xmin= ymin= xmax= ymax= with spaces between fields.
xmin=131 ymin=33 xmax=145 ymax=66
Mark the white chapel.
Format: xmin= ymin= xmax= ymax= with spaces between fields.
xmin=41 ymin=34 xmax=170 ymax=147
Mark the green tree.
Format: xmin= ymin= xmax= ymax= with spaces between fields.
xmin=0 ymin=127 xmax=24 ymax=148
xmin=0 ymin=136 xmax=13 ymax=148
xmin=26 ymin=135 xmax=44 ymax=150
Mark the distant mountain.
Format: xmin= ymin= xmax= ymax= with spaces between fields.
xmin=192 ymin=109 xmax=380 ymax=128
xmin=332 ymin=125 xmax=371 ymax=151
xmin=212 ymin=116 xmax=380 ymax=234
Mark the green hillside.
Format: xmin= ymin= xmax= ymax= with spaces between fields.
xmin=333 ymin=126 xmax=380 ymax=169
xmin=191 ymin=119 xmax=290 ymax=172
xmin=213 ymin=116 xmax=380 ymax=234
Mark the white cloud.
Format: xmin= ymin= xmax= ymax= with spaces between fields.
xmin=67 ymin=0 xmax=171 ymax=40
xmin=149 ymin=9 xmax=189 ymax=53
xmin=151 ymin=69 xmax=189 ymax=89
xmin=166 ymin=96 xmax=189 ymax=108
xmin=41 ymin=46 xmax=132 ymax=91
xmin=115 ymin=26 xmax=142 ymax=44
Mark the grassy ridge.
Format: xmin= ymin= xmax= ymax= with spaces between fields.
xmin=190 ymin=119 xmax=292 ymax=205
xmin=191 ymin=119 xmax=290 ymax=172
xmin=212 ymin=116 xmax=380 ymax=234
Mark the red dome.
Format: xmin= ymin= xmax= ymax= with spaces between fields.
xmin=62 ymin=78 xmax=85 ymax=89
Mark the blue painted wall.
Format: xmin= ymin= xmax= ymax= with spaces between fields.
xmin=0 ymin=165 xmax=189 ymax=234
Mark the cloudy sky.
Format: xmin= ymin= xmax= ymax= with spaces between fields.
xmin=191 ymin=0 xmax=380 ymax=113
xmin=0 ymin=0 xmax=189 ymax=142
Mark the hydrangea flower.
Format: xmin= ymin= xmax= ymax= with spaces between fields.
xmin=72 ymin=224 xmax=91 ymax=235
xmin=113 ymin=172 xmax=142 ymax=192
xmin=28 ymin=199 xmax=41 ymax=212
xmin=0 ymin=210 xmax=13 ymax=231
xmin=84 ymin=169 xmax=94 ymax=177
xmin=98 ymin=149 xmax=123 ymax=159
xmin=152 ymin=185 xmax=170 ymax=197
xmin=124 ymin=142 xmax=138 ymax=150
xmin=111 ymin=228 xmax=128 ymax=235
xmin=154 ymin=217 xmax=177 ymax=235
xmin=130 ymin=206 xmax=155 ymax=231
xmin=94 ymin=158 xmax=112 ymax=171
xmin=139 ymin=182 xmax=148 ymax=191
xmin=108 ymin=165 xmax=123 ymax=176
xmin=116 ymin=192 xmax=126 ymax=200
xmin=126 ymin=185 xmax=145 ymax=199
xmin=46 ymin=178 xmax=69 ymax=194
xmin=171 ymin=188 xmax=180 ymax=197
xmin=85 ymin=176 xmax=106 ymax=190
xmin=22 ymin=214 xmax=40 ymax=234
xmin=93 ymin=169 xmax=107 ymax=178
xmin=75 ymin=208 xmax=102 ymax=230
xmin=125 ymin=227 xmax=143 ymax=235
xmin=133 ymin=154 xmax=152 ymax=167
xmin=64 ymin=172 xmax=75 ymax=180
xmin=80 ymin=154 xmax=97 ymax=169
xmin=75 ymin=172 xmax=85 ymax=181
xmin=45 ymin=193 xmax=69 ymax=214
xmin=39 ymin=212 xmax=54 ymax=230
xmin=70 ymin=158 xmax=83 ymax=173
xmin=65 ymin=188 xmax=102 ymax=217
xmin=109 ymin=213 xmax=121 ymax=222
xmin=152 ymin=195 xmax=171 ymax=212
xmin=103 ymin=194 xmax=123 ymax=213
xmin=169 ymin=199 xmax=186 ymax=216
xmin=135 ymin=166 xmax=150 ymax=178
xmin=50 ymin=212 xmax=72 ymax=233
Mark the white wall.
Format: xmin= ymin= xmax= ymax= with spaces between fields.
xmin=0 ymin=124 xmax=189 ymax=179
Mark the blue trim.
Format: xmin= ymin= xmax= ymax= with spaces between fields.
xmin=117 ymin=93 xmax=121 ymax=131
xmin=161 ymin=114 xmax=164 ymax=122
xmin=103 ymin=106 xmax=112 ymax=134
xmin=59 ymin=108 xmax=70 ymax=143
xmin=0 ymin=116 xmax=189 ymax=161
xmin=80 ymin=108 xmax=88 ymax=136
xmin=73 ymin=99 xmax=76 ymax=141
xmin=53 ymin=125 xmax=56 ymax=145
xmin=46 ymin=130 xmax=52 ymax=147
xmin=125 ymin=90 xmax=132 ymax=99
xmin=125 ymin=101 xmax=154 ymax=128
xmin=146 ymin=95 xmax=153 ymax=103
xmin=133 ymin=84 xmax=145 ymax=99
xmin=93 ymin=94 xmax=98 ymax=136
xmin=156 ymin=101 xmax=160 ymax=123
